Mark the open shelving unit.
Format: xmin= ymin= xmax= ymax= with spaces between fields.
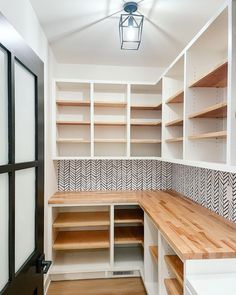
xmin=185 ymin=7 xmax=228 ymax=164
xmin=162 ymin=56 xmax=184 ymax=160
xmin=130 ymin=82 xmax=162 ymax=157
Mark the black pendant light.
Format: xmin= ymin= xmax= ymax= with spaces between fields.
xmin=119 ymin=2 xmax=144 ymax=50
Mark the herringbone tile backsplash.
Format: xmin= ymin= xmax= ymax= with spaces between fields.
xmin=57 ymin=160 xmax=236 ymax=222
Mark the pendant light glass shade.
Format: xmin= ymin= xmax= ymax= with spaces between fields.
xmin=119 ymin=13 xmax=144 ymax=50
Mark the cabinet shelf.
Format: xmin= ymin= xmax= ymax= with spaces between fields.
xmin=188 ymin=102 xmax=227 ymax=119
xmin=94 ymin=139 xmax=126 ymax=143
xmin=131 ymin=103 xmax=162 ymax=110
xmin=165 ymin=119 xmax=183 ymax=127
xmin=53 ymin=231 xmax=110 ymax=250
xmin=164 ymin=279 xmax=182 ymax=295
xmin=149 ymin=246 xmax=158 ymax=264
xmin=94 ymin=101 xmax=126 ymax=107
xmin=188 ymin=130 xmax=227 ymax=140
xmin=166 ymin=137 xmax=183 ymax=143
xmin=165 ymin=255 xmax=183 ymax=287
xmin=57 ymin=138 xmax=90 ymax=143
xmin=56 ymin=121 xmax=90 ymax=126
xmin=56 ymin=100 xmax=90 ymax=107
xmin=94 ymin=121 xmax=126 ymax=126
xmin=189 ymin=60 xmax=228 ymax=88
xmin=114 ymin=209 xmax=144 ymax=225
xmin=131 ymin=120 xmax=162 ymax=126
xmin=53 ymin=212 xmax=110 ymax=228
xmin=166 ymin=90 xmax=184 ymax=104
xmin=114 ymin=226 xmax=144 ymax=246
xmin=131 ymin=139 xmax=161 ymax=144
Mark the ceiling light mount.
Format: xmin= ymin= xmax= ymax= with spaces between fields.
xmin=123 ymin=2 xmax=138 ymax=14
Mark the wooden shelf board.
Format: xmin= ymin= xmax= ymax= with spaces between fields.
xmin=131 ymin=120 xmax=162 ymax=126
xmin=56 ymin=121 xmax=90 ymax=126
xmin=188 ymin=102 xmax=227 ymax=119
xmin=56 ymin=100 xmax=90 ymax=107
xmin=94 ymin=139 xmax=126 ymax=143
xmin=166 ymin=90 xmax=184 ymax=104
xmin=114 ymin=226 xmax=144 ymax=246
xmin=57 ymin=138 xmax=90 ymax=143
xmin=189 ymin=60 xmax=228 ymax=88
xmin=165 ymin=255 xmax=183 ymax=287
xmin=149 ymin=246 xmax=158 ymax=264
xmin=94 ymin=101 xmax=126 ymax=107
xmin=164 ymin=279 xmax=182 ymax=295
xmin=131 ymin=103 xmax=162 ymax=110
xmin=166 ymin=137 xmax=183 ymax=143
xmin=114 ymin=209 xmax=144 ymax=224
xmin=165 ymin=119 xmax=183 ymax=127
xmin=131 ymin=139 xmax=161 ymax=144
xmin=53 ymin=212 xmax=110 ymax=228
xmin=53 ymin=230 xmax=110 ymax=251
xmin=188 ymin=130 xmax=227 ymax=140
xmin=94 ymin=121 xmax=126 ymax=126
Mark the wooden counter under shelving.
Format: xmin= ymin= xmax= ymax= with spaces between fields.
xmin=53 ymin=212 xmax=110 ymax=228
xmin=189 ymin=60 xmax=228 ymax=88
xmin=188 ymin=130 xmax=227 ymax=140
xmin=56 ymin=120 xmax=90 ymax=126
xmin=53 ymin=230 xmax=110 ymax=250
xmin=188 ymin=102 xmax=227 ymax=119
xmin=114 ymin=209 xmax=144 ymax=225
xmin=164 ymin=279 xmax=182 ymax=295
xmin=166 ymin=90 xmax=184 ymax=104
xmin=114 ymin=226 xmax=144 ymax=246
xmin=149 ymin=246 xmax=158 ymax=264
xmin=165 ymin=255 xmax=183 ymax=287
xmin=165 ymin=119 xmax=183 ymax=127
xmin=131 ymin=103 xmax=162 ymax=110
xmin=94 ymin=101 xmax=127 ymax=107
xmin=166 ymin=137 xmax=183 ymax=143
xmin=131 ymin=120 xmax=162 ymax=126
xmin=56 ymin=100 xmax=90 ymax=107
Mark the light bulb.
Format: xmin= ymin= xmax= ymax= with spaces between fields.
xmin=126 ymin=26 xmax=135 ymax=41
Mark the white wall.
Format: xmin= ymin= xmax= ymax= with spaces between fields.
xmin=55 ymin=62 xmax=164 ymax=83
xmin=0 ymin=0 xmax=57 ymax=261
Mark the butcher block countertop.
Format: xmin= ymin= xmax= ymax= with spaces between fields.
xmin=49 ymin=190 xmax=236 ymax=261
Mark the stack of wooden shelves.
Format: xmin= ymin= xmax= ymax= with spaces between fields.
xmin=114 ymin=206 xmax=144 ymax=269
xmin=164 ymin=255 xmax=183 ymax=295
xmin=94 ymin=84 xmax=128 ymax=157
xmin=162 ymin=57 xmax=184 ymax=159
xmin=130 ymin=83 xmax=162 ymax=157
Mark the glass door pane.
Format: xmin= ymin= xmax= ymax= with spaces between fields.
xmin=15 ymin=168 xmax=36 ymax=273
xmin=0 ymin=174 xmax=9 ymax=291
xmin=0 ymin=47 xmax=8 ymax=165
xmin=15 ymin=61 xmax=35 ymax=163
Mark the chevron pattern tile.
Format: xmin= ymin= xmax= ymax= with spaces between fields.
xmin=172 ymin=164 xmax=236 ymax=223
xmin=58 ymin=160 xmax=172 ymax=192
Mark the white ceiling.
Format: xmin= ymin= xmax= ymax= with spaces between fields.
xmin=30 ymin=0 xmax=225 ymax=67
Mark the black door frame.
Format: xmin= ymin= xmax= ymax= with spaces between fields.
xmin=0 ymin=12 xmax=44 ymax=295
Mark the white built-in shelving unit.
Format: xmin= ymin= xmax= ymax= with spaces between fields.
xmin=52 ymin=1 xmax=236 ymax=172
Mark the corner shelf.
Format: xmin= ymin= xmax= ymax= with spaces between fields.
xmin=114 ymin=209 xmax=144 ymax=225
xmin=166 ymin=137 xmax=183 ymax=143
xmin=166 ymin=90 xmax=184 ymax=104
xmin=131 ymin=103 xmax=162 ymax=110
xmin=56 ymin=120 xmax=90 ymax=126
xmin=165 ymin=119 xmax=183 ymax=127
xmin=53 ymin=231 xmax=110 ymax=250
xmin=189 ymin=60 xmax=228 ymax=88
xmin=165 ymin=255 xmax=183 ymax=288
xmin=114 ymin=226 xmax=144 ymax=246
xmin=94 ymin=101 xmax=126 ymax=107
xmin=188 ymin=130 xmax=227 ymax=140
xmin=149 ymin=246 xmax=158 ymax=264
xmin=188 ymin=102 xmax=227 ymax=119
xmin=57 ymin=138 xmax=90 ymax=143
xmin=56 ymin=100 xmax=90 ymax=107
xmin=164 ymin=279 xmax=182 ymax=295
xmin=53 ymin=212 xmax=110 ymax=228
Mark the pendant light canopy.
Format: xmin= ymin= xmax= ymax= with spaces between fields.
xmin=119 ymin=2 xmax=144 ymax=50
